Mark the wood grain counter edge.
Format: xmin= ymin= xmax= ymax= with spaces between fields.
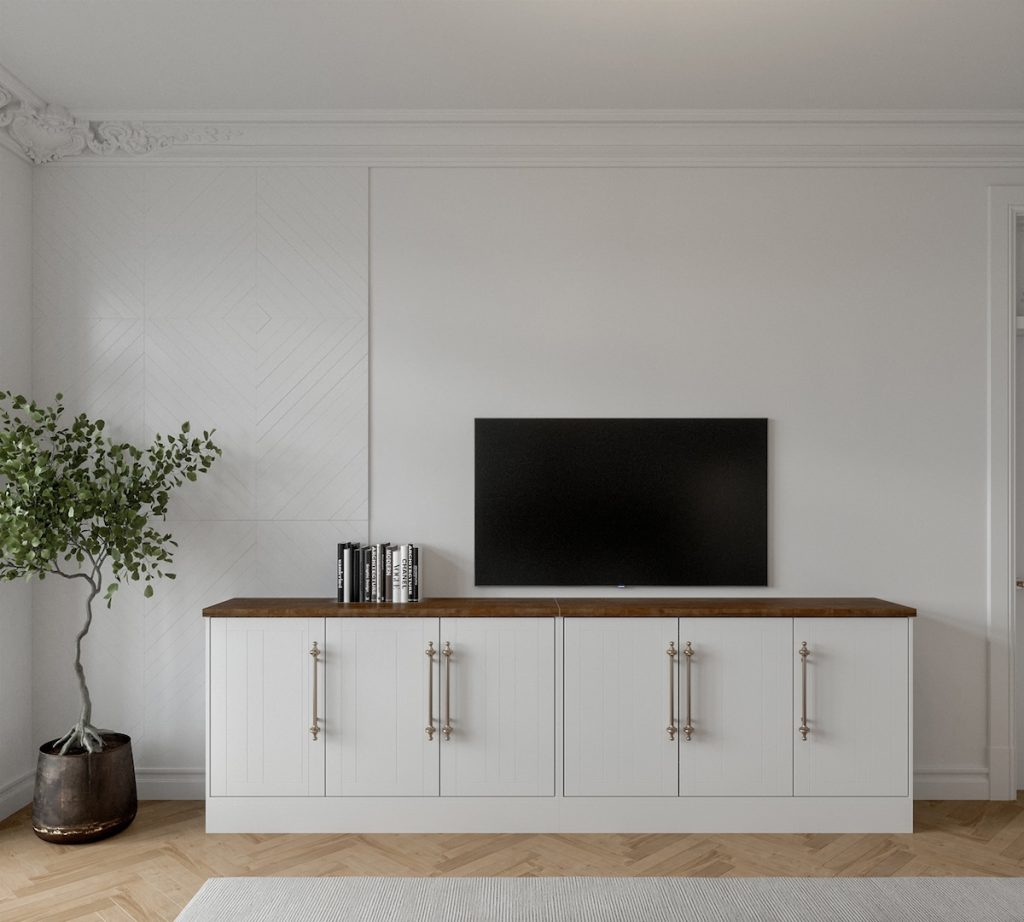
xmin=202 ymin=597 xmax=917 ymax=618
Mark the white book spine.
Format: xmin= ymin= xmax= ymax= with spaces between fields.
xmin=342 ymin=546 xmax=354 ymax=603
xmin=399 ymin=544 xmax=409 ymax=603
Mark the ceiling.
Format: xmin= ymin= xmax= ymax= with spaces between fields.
xmin=0 ymin=1 xmax=1022 ymax=115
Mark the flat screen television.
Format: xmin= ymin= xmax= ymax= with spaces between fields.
xmin=474 ymin=418 xmax=768 ymax=587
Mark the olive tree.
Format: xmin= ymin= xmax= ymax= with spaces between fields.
xmin=0 ymin=392 xmax=221 ymax=754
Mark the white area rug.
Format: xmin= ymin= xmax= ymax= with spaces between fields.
xmin=176 ymin=875 xmax=1024 ymax=921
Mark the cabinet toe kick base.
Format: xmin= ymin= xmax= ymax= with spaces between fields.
xmin=204 ymin=795 xmax=913 ymax=835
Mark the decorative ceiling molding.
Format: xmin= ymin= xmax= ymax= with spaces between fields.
xmin=32 ymin=110 xmax=1024 ymax=168
xmin=2 ymin=63 xmax=1024 ymax=167
xmin=0 ymin=78 xmax=241 ymax=164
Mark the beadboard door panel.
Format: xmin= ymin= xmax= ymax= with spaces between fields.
xmin=678 ymin=618 xmax=793 ymax=797
xmin=439 ymin=617 xmax=556 ymax=797
xmin=563 ymin=618 xmax=678 ymax=797
xmin=793 ymin=618 xmax=910 ymax=797
xmin=326 ymin=618 xmax=440 ymax=797
xmin=209 ymin=617 xmax=325 ymax=797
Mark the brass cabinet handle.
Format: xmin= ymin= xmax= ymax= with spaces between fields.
xmin=425 ymin=642 xmax=436 ymax=741
xmin=666 ymin=641 xmax=677 ymax=740
xmin=799 ymin=641 xmax=810 ymax=741
xmin=682 ymin=642 xmax=694 ymax=742
xmin=309 ymin=641 xmax=321 ymax=741
xmin=442 ymin=641 xmax=453 ymax=740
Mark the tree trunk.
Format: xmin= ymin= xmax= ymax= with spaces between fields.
xmin=53 ymin=579 xmax=104 ymax=754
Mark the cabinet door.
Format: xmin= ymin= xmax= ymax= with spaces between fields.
xmin=439 ymin=617 xmax=555 ymax=797
xmin=209 ymin=617 xmax=325 ymax=797
xmin=326 ymin=618 xmax=440 ymax=796
xmin=564 ymin=618 xmax=678 ymax=797
xmin=678 ymin=618 xmax=793 ymax=796
xmin=794 ymin=618 xmax=909 ymax=797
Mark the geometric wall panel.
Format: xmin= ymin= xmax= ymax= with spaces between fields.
xmin=32 ymin=164 xmax=369 ymax=782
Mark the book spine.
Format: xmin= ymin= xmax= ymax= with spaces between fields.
xmin=384 ymin=545 xmax=393 ymax=603
xmin=342 ymin=545 xmax=354 ymax=603
xmin=337 ymin=543 xmax=344 ymax=603
xmin=399 ymin=544 xmax=409 ymax=603
xmin=370 ymin=545 xmax=379 ymax=602
xmin=377 ymin=543 xmax=388 ymax=603
xmin=392 ymin=547 xmax=401 ymax=601
xmin=410 ymin=545 xmax=420 ymax=602
xmin=362 ymin=547 xmax=371 ymax=602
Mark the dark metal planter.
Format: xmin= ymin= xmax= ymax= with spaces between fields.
xmin=32 ymin=732 xmax=138 ymax=844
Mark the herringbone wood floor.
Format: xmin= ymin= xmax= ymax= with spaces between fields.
xmin=3 ymin=799 xmax=1024 ymax=921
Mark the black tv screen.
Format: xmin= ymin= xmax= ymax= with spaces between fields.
xmin=474 ymin=418 xmax=768 ymax=587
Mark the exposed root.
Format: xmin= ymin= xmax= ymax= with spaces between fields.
xmin=54 ymin=720 xmax=104 ymax=754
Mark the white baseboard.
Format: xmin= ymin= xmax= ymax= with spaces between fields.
xmin=0 ymin=770 xmax=34 ymax=821
xmin=914 ymin=766 xmax=991 ymax=800
xmin=136 ymin=768 xmax=205 ymax=800
xmin=4 ymin=764 xmax=999 ymax=817
xmin=0 ymin=767 xmax=202 ymax=821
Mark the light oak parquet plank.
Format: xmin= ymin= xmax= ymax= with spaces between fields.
xmin=3 ymin=799 xmax=1024 ymax=922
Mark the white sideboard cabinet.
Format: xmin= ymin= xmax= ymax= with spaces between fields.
xmin=205 ymin=597 xmax=915 ymax=834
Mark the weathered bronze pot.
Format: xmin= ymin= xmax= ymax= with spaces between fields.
xmin=32 ymin=732 xmax=137 ymax=844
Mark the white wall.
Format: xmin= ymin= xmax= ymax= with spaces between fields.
xmin=371 ymin=166 xmax=1024 ymax=793
xmin=27 ymin=160 xmax=1024 ymax=798
xmin=0 ymin=145 xmax=34 ymax=818
xmin=31 ymin=165 xmax=368 ymax=797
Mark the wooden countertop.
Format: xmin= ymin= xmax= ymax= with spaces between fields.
xmin=203 ymin=597 xmax=916 ymax=618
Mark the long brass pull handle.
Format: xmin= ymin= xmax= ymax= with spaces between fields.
xmin=442 ymin=641 xmax=453 ymax=740
xmin=682 ymin=642 xmax=694 ymax=741
xmin=799 ymin=641 xmax=810 ymax=741
xmin=309 ymin=641 xmax=321 ymax=741
xmin=666 ymin=641 xmax=677 ymax=740
xmin=425 ymin=642 xmax=436 ymax=740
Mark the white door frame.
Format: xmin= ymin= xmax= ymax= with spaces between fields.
xmin=988 ymin=186 xmax=1024 ymax=800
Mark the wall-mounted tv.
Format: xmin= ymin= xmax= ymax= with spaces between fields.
xmin=474 ymin=418 xmax=768 ymax=587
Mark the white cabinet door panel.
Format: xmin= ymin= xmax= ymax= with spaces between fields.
xmin=794 ymin=618 xmax=909 ymax=797
xmin=564 ymin=618 xmax=678 ymax=797
xmin=678 ymin=618 xmax=792 ymax=797
xmin=326 ymin=618 xmax=440 ymax=797
xmin=209 ymin=617 xmax=325 ymax=797
xmin=439 ymin=617 xmax=555 ymax=797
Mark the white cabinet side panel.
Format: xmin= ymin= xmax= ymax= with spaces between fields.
xmin=680 ymin=618 xmax=793 ymax=797
xmin=563 ymin=618 xmax=678 ymax=797
xmin=440 ymin=617 xmax=556 ymax=797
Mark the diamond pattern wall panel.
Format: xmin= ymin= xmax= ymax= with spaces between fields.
xmin=32 ymin=165 xmax=370 ymax=776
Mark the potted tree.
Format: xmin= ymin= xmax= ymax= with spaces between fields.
xmin=0 ymin=391 xmax=220 ymax=843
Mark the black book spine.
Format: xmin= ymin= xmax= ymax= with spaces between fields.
xmin=376 ymin=543 xmax=388 ymax=603
xmin=363 ymin=547 xmax=371 ymax=603
xmin=410 ymin=545 xmax=419 ymax=602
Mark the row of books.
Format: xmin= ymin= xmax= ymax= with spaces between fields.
xmin=337 ymin=542 xmax=421 ymax=603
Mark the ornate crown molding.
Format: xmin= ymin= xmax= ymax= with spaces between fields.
xmin=0 ymin=80 xmax=241 ymax=164
xmin=1 ymin=65 xmax=1023 ymax=167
